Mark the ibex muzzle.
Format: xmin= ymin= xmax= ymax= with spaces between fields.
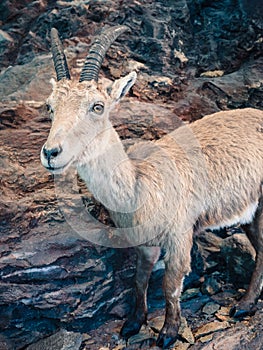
xmin=41 ymin=25 xmax=263 ymax=348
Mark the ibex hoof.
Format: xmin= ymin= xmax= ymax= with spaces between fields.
xmin=120 ymin=316 xmax=145 ymax=340
xmin=230 ymin=301 xmax=257 ymax=319
xmin=156 ymin=324 xmax=179 ymax=349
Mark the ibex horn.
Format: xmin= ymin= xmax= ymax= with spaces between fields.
xmin=50 ymin=28 xmax=71 ymax=81
xmin=79 ymin=25 xmax=129 ymax=83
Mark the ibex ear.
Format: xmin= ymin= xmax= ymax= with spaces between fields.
xmin=50 ymin=77 xmax=57 ymax=90
xmin=110 ymin=71 xmax=137 ymax=103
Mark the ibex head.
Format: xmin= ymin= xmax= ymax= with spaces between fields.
xmin=41 ymin=26 xmax=137 ymax=174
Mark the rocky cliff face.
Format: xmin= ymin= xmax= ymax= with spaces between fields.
xmin=0 ymin=1 xmax=262 ymax=349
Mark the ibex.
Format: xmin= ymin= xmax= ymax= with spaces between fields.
xmin=40 ymin=25 xmax=263 ymax=348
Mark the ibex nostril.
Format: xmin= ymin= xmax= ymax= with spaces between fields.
xmin=43 ymin=145 xmax=62 ymax=161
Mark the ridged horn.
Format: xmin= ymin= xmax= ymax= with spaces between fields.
xmin=79 ymin=25 xmax=129 ymax=83
xmin=50 ymin=28 xmax=71 ymax=81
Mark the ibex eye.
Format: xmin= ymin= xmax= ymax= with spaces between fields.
xmin=46 ymin=104 xmax=53 ymax=114
xmin=92 ymin=102 xmax=104 ymax=115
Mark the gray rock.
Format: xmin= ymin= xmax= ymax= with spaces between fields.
xmin=0 ymin=334 xmax=12 ymax=350
xmin=181 ymin=288 xmax=201 ymax=301
xmin=201 ymin=274 xmax=222 ymax=296
xmin=26 ymin=329 xmax=82 ymax=350
xmin=202 ymin=302 xmax=220 ymax=315
xmin=220 ymin=233 xmax=256 ymax=287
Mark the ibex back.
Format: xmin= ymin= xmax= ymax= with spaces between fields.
xmin=40 ymin=26 xmax=263 ymax=349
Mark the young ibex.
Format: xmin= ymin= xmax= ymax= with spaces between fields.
xmin=41 ymin=25 xmax=263 ymax=348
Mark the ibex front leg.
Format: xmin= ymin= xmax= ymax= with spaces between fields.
xmin=121 ymin=246 xmax=160 ymax=339
xmin=157 ymin=238 xmax=192 ymax=348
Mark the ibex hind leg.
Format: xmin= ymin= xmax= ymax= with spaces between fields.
xmin=120 ymin=246 xmax=160 ymax=340
xmin=231 ymin=195 xmax=263 ymax=318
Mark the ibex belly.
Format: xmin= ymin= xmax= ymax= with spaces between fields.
xmin=205 ymin=201 xmax=258 ymax=231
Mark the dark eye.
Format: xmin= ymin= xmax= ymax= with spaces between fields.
xmin=92 ymin=102 xmax=104 ymax=115
xmin=46 ymin=104 xmax=53 ymax=114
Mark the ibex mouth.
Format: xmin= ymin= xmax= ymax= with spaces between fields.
xmin=45 ymin=159 xmax=73 ymax=174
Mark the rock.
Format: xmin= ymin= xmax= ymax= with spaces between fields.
xmin=25 ymin=329 xmax=82 ymax=350
xmin=200 ymin=70 xmax=224 ymax=78
xmin=188 ymin=0 xmax=262 ymax=74
xmin=194 ymin=321 xmax=230 ymax=339
xmin=112 ymin=346 xmax=125 ymax=350
xmin=173 ymin=341 xmax=191 ymax=350
xmin=0 ymin=29 xmax=13 ymax=44
xmin=198 ymin=334 xmax=213 ymax=343
xmin=182 ymin=294 xmax=211 ymax=314
xmin=0 ymin=334 xmax=12 ymax=350
xmin=127 ymin=326 xmax=155 ymax=346
xmin=0 ymin=54 xmax=53 ymax=104
xmin=200 ymin=274 xmax=222 ymax=296
xmin=241 ymin=0 xmax=263 ymax=20
xmin=220 ymin=233 xmax=256 ymax=287
xmin=148 ymin=315 xmax=165 ymax=333
xmin=112 ymin=345 xmax=125 ymax=350
xmin=0 ymin=29 xmax=14 ymax=64
xmin=215 ymin=306 xmax=232 ymax=322
xmin=209 ymin=288 xmax=238 ymax=308
xmin=179 ymin=317 xmax=195 ymax=344
xmin=202 ymin=302 xmax=220 ymax=315
xmin=191 ymin=306 xmax=263 ymax=350
xmin=181 ymin=288 xmax=201 ymax=301
xmin=195 ymin=230 xmax=223 ymax=265
xmin=199 ymin=61 xmax=263 ymax=110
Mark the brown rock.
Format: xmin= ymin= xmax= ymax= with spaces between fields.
xmin=194 ymin=321 xmax=230 ymax=339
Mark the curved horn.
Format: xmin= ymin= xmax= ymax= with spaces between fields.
xmin=79 ymin=25 xmax=129 ymax=83
xmin=50 ymin=28 xmax=71 ymax=81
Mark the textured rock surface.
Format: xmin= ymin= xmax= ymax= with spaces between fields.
xmin=26 ymin=329 xmax=82 ymax=350
xmin=0 ymin=0 xmax=262 ymax=349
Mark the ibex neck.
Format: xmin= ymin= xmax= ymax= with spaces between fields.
xmin=77 ymin=127 xmax=137 ymax=213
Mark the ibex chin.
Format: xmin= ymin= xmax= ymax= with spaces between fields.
xmin=41 ymin=25 xmax=263 ymax=348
